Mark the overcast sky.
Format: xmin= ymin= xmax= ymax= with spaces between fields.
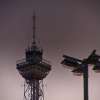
xmin=0 ymin=0 xmax=100 ymax=100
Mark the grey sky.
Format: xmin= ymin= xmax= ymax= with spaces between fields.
xmin=0 ymin=0 xmax=100 ymax=100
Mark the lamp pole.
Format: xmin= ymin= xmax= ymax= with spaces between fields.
xmin=61 ymin=50 xmax=100 ymax=100
xmin=83 ymin=64 xmax=88 ymax=100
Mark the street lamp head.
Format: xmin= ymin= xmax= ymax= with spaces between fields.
xmin=72 ymin=66 xmax=83 ymax=76
xmin=71 ymin=63 xmax=86 ymax=76
xmin=86 ymin=49 xmax=100 ymax=65
xmin=93 ymin=62 xmax=100 ymax=73
xmin=61 ymin=55 xmax=81 ymax=69
xmin=61 ymin=50 xmax=100 ymax=75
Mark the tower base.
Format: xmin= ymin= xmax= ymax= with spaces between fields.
xmin=23 ymin=80 xmax=44 ymax=100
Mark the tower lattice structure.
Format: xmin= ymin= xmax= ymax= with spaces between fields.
xmin=16 ymin=13 xmax=51 ymax=100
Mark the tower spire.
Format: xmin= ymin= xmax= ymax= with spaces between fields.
xmin=32 ymin=12 xmax=36 ymax=45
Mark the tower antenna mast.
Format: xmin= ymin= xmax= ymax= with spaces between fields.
xmin=33 ymin=12 xmax=36 ymax=45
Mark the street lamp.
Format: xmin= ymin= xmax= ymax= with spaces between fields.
xmin=61 ymin=50 xmax=100 ymax=100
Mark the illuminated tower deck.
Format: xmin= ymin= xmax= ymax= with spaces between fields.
xmin=16 ymin=13 xmax=51 ymax=100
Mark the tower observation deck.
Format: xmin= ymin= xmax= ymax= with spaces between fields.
xmin=16 ymin=13 xmax=51 ymax=100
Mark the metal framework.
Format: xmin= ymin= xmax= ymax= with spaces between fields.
xmin=23 ymin=80 xmax=44 ymax=100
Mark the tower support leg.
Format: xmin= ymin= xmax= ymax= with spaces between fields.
xmin=23 ymin=80 xmax=44 ymax=100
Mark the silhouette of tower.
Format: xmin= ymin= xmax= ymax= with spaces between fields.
xmin=16 ymin=13 xmax=51 ymax=100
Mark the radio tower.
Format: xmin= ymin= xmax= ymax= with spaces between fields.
xmin=16 ymin=13 xmax=51 ymax=100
